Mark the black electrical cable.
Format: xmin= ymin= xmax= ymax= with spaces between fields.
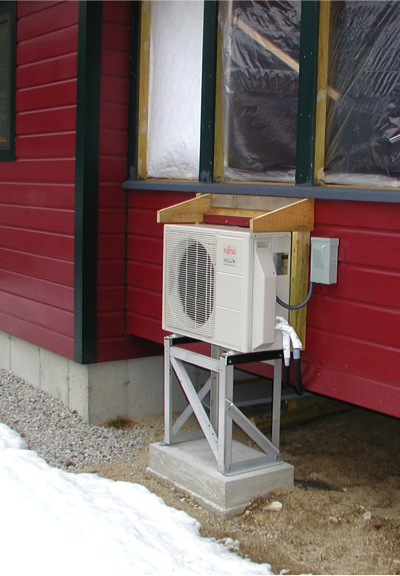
xmin=283 ymin=362 xmax=290 ymax=389
xmin=276 ymin=282 xmax=314 ymax=310
xmin=293 ymin=352 xmax=305 ymax=395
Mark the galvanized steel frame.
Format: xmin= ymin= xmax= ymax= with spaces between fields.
xmin=163 ymin=335 xmax=284 ymax=476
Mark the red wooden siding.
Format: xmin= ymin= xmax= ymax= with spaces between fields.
xmin=18 ymin=2 xmax=78 ymax=41
xmin=126 ymin=191 xmax=193 ymax=345
xmin=18 ymin=27 xmax=77 ymax=65
xmin=96 ymin=2 xmax=162 ymax=363
xmin=4 ymin=0 xmax=399 ymax=421
xmin=0 ymin=1 xmax=78 ymax=359
xmin=301 ymin=200 xmax=400 ymax=416
xmin=126 ymin=193 xmax=400 ymax=417
xmin=18 ymin=53 xmax=77 ymax=88
xmin=17 ymin=106 xmax=76 ymax=135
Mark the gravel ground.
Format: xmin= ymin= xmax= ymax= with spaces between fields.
xmin=0 ymin=368 xmax=143 ymax=470
xmin=3 ymin=367 xmax=400 ymax=574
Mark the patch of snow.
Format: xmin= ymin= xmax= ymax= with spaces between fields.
xmin=0 ymin=423 xmax=274 ymax=575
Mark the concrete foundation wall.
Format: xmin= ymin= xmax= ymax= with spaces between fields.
xmin=0 ymin=331 xmax=186 ymax=425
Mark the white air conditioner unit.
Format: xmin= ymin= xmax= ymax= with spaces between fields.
xmin=162 ymin=223 xmax=291 ymax=353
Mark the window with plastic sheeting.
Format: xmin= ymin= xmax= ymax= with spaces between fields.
xmin=323 ymin=1 xmax=400 ymax=187
xmin=136 ymin=0 xmax=214 ymax=182
xmin=220 ymin=1 xmax=301 ymax=183
xmin=126 ymin=1 xmax=400 ymax=201
xmin=146 ymin=1 xmax=204 ymax=180
xmin=135 ymin=0 xmax=311 ymax=185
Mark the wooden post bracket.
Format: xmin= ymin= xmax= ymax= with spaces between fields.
xmin=157 ymin=194 xmax=314 ymax=348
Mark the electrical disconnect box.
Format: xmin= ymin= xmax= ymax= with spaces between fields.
xmin=310 ymin=237 xmax=339 ymax=285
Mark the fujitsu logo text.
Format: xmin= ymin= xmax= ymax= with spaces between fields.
xmin=223 ymin=246 xmax=236 ymax=256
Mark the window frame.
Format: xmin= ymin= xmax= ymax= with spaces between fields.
xmin=124 ymin=0 xmax=400 ymax=204
xmin=0 ymin=1 xmax=15 ymax=162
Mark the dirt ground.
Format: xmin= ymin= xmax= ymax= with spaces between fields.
xmin=81 ymin=406 xmax=400 ymax=576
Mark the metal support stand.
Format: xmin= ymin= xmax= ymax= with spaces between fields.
xmin=164 ymin=335 xmax=283 ymax=476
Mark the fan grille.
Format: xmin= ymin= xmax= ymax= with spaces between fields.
xmin=164 ymin=229 xmax=216 ymax=337
xmin=178 ymin=241 xmax=214 ymax=325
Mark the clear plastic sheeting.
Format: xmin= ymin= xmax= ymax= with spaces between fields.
xmin=220 ymin=1 xmax=301 ymax=182
xmin=147 ymin=1 xmax=204 ymax=180
xmin=325 ymin=1 xmax=400 ymax=186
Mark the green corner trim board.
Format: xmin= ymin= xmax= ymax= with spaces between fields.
xmin=74 ymin=0 xmax=102 ymax=364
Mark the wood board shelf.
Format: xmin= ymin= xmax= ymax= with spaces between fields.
xmin=157 ymin=194 xmax=314 ymax=349
xmin=157 ymin=194 xmax=314 ymax=233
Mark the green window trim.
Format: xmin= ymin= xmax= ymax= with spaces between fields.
xmin=0 ymin=1 xmax=15 ymax=162
xmin=127 ymin=0 xmax=142 ymax=181
xmin=295 ymin=0 xmax=319 ymax=185
xmin=199 ymin=0 xmax=218 ymax=183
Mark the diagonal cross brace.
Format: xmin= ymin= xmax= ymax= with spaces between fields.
xmin=172 ymin=376 xmax=211 ymax=435
xmin=170 ymin=358 xmax=218 ymax=460
xmin=226 ymin=399 xmax=279 ymax=460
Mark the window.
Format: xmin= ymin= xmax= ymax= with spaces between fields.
xmin=126 ymin=0 xmax=400 ymax=199
xmin=323 ymin=1 xmax=400 ymax=188
xmin=0 ymin=1 xmax=15 ymax=162
xmin=220 ymin=1 xmax=301 ymax=183
xmin=146 ymin=1 xmax=203 ymax=179
xmin=133 ymin=0 xmax=316 ymax=185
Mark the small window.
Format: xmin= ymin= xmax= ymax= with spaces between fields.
xmin=0 ymin=2 xmax=15 ymax=162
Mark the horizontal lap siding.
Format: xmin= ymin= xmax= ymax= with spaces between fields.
xmin=126 ymin=191 xmax=193 ymax=345
xmin=125 ymin=193 xmax=400 ymax=417
xmin=97 ymin=2 xmax=162 ymax=362
xmin=303 ymin=200 xmax=400 ymax=417
xmin=0 ymin=2 xmax=78 ymax=359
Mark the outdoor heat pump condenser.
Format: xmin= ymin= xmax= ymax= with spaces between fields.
xmin=162 ymin=224 xmax=292 ymax=353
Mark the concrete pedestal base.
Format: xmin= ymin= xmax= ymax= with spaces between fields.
xmin=148 ymin=439 xmax=294 ymax=518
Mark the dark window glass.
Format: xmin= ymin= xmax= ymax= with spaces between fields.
xmin=220 ymin=1 xmax=301 ymax=183
xmin=325 ymin=1 xmax=400 ymax=186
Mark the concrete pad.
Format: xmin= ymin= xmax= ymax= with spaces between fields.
xmin=148 ymin=439 xmax=294 ymax=518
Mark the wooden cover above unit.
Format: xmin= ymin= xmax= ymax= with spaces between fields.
xmin=157 ymin=193 xmax=314 ymax=350
xmin=157 ymin=193 xmax=314 ymax=233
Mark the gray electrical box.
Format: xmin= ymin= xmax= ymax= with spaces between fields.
xmin=310 ymin=237 xmax=339 ymax=285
